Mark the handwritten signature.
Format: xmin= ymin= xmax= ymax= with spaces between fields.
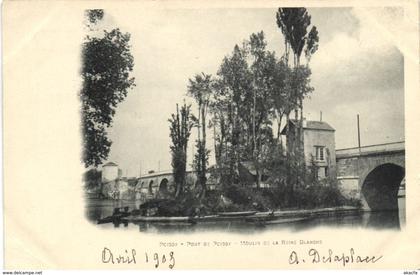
xmin=289 ymin=248 xmax=383 ymax=267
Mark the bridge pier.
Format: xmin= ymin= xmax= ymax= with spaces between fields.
xmin=337 ymin=176 xmax=369 ymax=209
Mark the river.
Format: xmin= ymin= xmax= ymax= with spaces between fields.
xmin=85 ymin=196 xmax=406 ymax=234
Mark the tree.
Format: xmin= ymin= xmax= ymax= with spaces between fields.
xmin=276 ymin=8 xmax=318 ymax=67
xmin=169 ymin=103 xmax=194 ymax=197
xmin=305 ymin=26 xmax=319 ymax=62
xmin=83 ymin=168 xmax=102 ymax=190
xmin=210 ymin=33 xmax=288 ymax=188
xmin=208 ymin=79 xmax=230 ymax=185
xmin=85 ymin=9 xmax=104 ymax=29
xmin=276 ymin=7 xmax=319 ymax=185
xmin=188 ymin=73 xmax=212 ymax=198
xmin=204 ymin=27 xmax=317 ymax=190
xmin=216 ymin=44 xmax=253 ymax=185
xmin=271 ymin=59 xmax=293 ymax=142
xmin=81 ymin=10 xmax=136 ymax=168
xmin=247 ymin=31 xmax=277 ymax=188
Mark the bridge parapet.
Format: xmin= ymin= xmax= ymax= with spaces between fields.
xmin=336 ymin=141 xmax=404 ymax=158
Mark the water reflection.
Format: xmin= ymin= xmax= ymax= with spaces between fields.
xmin=85 ymin=196 xmax=405 ymax=233
xmin=85 ymin=196 xmax=141 ymax=222
xmin=366 ymin=211 xmax=400 ymax=230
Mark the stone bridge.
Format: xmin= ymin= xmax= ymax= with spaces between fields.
xmin=135 ymin=170 xmax=186 ymax=199
xmin=134 ymin=170 xmax=216 ymax=199
xmin=336 ymin=141 xmax=405 ymax=210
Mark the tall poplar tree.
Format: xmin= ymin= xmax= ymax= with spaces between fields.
xmin=188 ymin=73 xmax=212 ymax=198
xmin=169 ymin=103 xmax=194 ymax=197
xmin=276 ymin=7 xmax=319 ymax=184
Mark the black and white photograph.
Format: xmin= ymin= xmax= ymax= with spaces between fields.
xmin=82 ymin=6 xmax=406 ymax=233
xmin=4 ymin=0 xmax=420 ymax=270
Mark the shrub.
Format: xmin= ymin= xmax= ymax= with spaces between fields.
xmin=224 ymin=184 xmax=252 ymax=205
xmin=291 ymin=183 xmax=362 ymax=209
xmin=220 ymin=184 xmax=274 ymax=211
xmin=83 ymin=169 xmax=102 ymax=190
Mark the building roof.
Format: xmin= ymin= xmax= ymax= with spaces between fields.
xmin=280 ymin=119 xmax=335 ymax=135
xmin=103 ymin=161 xmax=118 ymax=167
xmin=304 ymin=120 xmax=335 ymax=131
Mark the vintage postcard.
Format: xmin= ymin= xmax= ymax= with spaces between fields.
xmin=2 ymin=0 xmax=420 ymax=270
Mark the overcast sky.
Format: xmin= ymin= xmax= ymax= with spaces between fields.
xmin=98 ymin=7 xmax=405 ymax=176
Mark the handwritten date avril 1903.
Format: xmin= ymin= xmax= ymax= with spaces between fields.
xmin=289 ymin=248 xmax=383 ymax=267
xmin=101 ymin=247 xmax=175 ymax=269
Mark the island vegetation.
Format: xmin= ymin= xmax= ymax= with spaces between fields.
xmin=164 ymin=8 xmax=361 ymax=216
xmin=82 ymin=8 xmax=361 ymax=217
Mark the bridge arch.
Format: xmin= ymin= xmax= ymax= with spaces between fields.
xmin=361 ymin=163 xmax=405 ymax=210
xmin=159 ymin=178 xmax=169 ymax=194
xmin=148 ymin=180 xmax=154 ymax=194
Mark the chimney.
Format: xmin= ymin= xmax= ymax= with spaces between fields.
xmin=302 ymin=117 xmax=307 ymax=128
xmin=320 ymin=111 xmax=323 ymax=122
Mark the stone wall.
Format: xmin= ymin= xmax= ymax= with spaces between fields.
xmin=102 ymin=179 xmax=134 ymax=200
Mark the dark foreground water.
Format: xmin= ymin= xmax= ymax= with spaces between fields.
xmin=85 ymin=196 xmax=406 ymax=234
